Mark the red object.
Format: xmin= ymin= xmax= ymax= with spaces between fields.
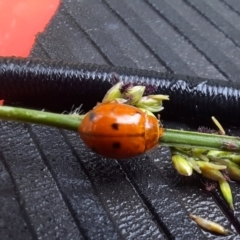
xmin=0 ymin=0 xmax=60 ymax=57
xmin=0 ymin=100 xmax=4 ymax=105
xmin=79 ymin=103 xmax=162 ymax=159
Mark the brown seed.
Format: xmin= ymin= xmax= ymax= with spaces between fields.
xmin=189 ymin=214 xmax=231 ymax=235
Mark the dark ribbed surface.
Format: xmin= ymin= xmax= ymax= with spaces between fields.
xmin=2 ymin=0 xmax=240 ymax=239
xmin=2 ymin=57 xmax=240 ymax=127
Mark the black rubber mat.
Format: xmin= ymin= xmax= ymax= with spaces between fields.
xmin=2 ymin=0 xmax=240 ymax=239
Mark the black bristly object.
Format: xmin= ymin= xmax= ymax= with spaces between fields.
xmin=0 ymin=57 xmax=240 ymax=127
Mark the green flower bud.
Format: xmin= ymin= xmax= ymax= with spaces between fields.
xmin=196 ymin=154 xmax=209 ymax=162
xmin=136 ymin=95 xmax=169 ymax=113
xmin=186 ymin=157 xmax=201 ymax=173
xmin=207 ymin=150 xmax=240 ymax=165
xmin=191 ymin=148 xmax=208 ymax=156
xmin=196 ymin=161 xmax=226 ymax=171
xmin=219 ymin=179 xmax=234 ymax=210
xmin=111 ymin=98 xmax=128 ymax=104
xmin=172 ymin=155 xmax=193 ymax=176
xmin=226 ymin=154 xmax=240 ymax=165
xmin=206 ymin=150 xmax=224 ymax=158
xmin=137 ymin=108 xmax=156 ymax=117
xmin=149 ymin=95 xmax=170 ymax=101
xmin=215 ymin=153 xmax=240 ymax=165
xmin=188 ymin=148 xmax=209 ymax=161
xmin=102 ymin=82 xmax=123 ymax=103
xmin=201 ymin=168 xmax=225 ymax=181
xmin=226 ymin=161 xmax=240 ymax=181
xmin=124 ymin=86 xmax=145 ymax=105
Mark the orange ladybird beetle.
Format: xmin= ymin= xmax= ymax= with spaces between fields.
xmin=79 ymin=103 xmax=163 ymax=159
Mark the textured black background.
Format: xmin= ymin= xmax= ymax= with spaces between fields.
xmin=1 ymin=0 xmax=240 ymax=239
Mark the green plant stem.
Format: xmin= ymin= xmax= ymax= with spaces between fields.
xmin=160 ymin=129 xmax=240 ymax=152
xmin=0 ymin=106 xmax=240 ymax=152
xmin=0 ymin=106 xmax=82 ymax=131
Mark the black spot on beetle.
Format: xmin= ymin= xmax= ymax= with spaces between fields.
xmin=89 ymin=111 xmax=96 ymax=121
xmin=111 ymin=123 xmax=119 ymax=130
xmin=112 ymin=142 xmax=121 ymax=149
xmin=136 ymin=111 xmax=141 ymax=115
